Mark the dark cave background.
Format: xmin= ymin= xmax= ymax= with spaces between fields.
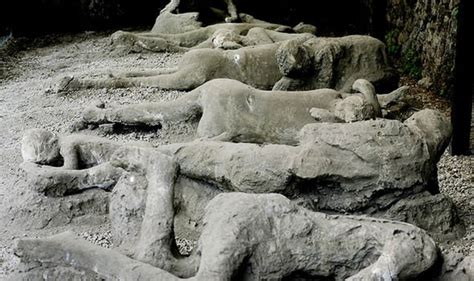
xmin=0 ymin=0 xmax=384 ymax=37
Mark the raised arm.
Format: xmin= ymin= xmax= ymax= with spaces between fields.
xmin=225 ymin=0 xmax=238 ymax=22
xmin=160 ymin=0 xmax=181 ymax=14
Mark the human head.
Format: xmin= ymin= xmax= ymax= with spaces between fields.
xmin=276 ymin=39 xmax=313 ymax=78
xmin=211 ymin=29 xmax=242 ymax=49
xmin=21 ymin=129 xmax=60 ymax=164
xmin=404 ymin=109 xmax=452 ymax=160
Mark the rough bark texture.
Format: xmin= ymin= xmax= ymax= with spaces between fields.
xmin=384 ymin=0 xmax=459 ymax=96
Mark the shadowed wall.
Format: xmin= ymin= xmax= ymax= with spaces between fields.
xmin=1 ymin=0 xmax=376 ymax=35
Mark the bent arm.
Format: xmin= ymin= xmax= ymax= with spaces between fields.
xmin=21 ymin=162 xmax=122 ymax=197
xmin=225 ymin=0 xmax=238 ymax=22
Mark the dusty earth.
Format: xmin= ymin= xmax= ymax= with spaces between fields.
xmin=0 ymin=32 xmax=472 ymax=279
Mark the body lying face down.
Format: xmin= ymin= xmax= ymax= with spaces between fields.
xmin=14 ymin=185 xmax=440 ymax=280
xmin=57 ymin=35 xmax=398 ymax=93
xmin=81 ymin=78 xmax=408 ymax=145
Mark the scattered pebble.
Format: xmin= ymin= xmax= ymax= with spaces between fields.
xmin=175 ymin=237 xmax=196 ymax=256
xmin=79 ymin=230 xmax=113 ymax=249
xmin=0 ymin=31 xmax=472 ymax=279
xmin=438 ymin=151 xmax=474 ymax=256
xmin=78 ymin=230 xmax=196 ymax=256
xmin=0 ymin=246 xmax=19 ymax=276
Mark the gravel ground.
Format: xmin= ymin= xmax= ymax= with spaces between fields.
xmin=438 ymin=152 xmax=474 ymax=255
xmin=0 ymin=32 xmax=196 ymax=277
xmin=0 ymin=32 xmax=472 ymax=278
xmin=404 ymin=76 xmax=473 ymax=256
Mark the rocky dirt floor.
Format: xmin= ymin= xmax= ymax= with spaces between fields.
xmin=0 ymin=32 xmax=472 ymax=278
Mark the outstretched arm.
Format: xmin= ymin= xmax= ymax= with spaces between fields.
xmin=82 ymin=90 xmax=203 ymax=127
xmin=111 ymin=68 xmax=179 ymax=78
xmin=20 ymin=162 xmax=123 ymax=197
xmin=111 ymin=31 xmax=189 ymax=53
xmin=15 ymin=232 xmax=182 ymax=280
xmin=57 ymin=65 xmax=208 ymax=92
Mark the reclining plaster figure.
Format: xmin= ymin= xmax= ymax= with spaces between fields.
xmin=57 ymin=35 xmax=397 ymax=93
xmin=148 ymin=8 xmax=315 ymax=36
xmin=16 ymin=181 xmax=439 ymax=280
xmin=110 ymin=26 xmax=312 ymax=53
xmin=80 ymin=78 xmax=409 ymax=144
xmin=110 ymin=0 xmax=305 ymax=53
xmin=20 ymin=109 xmax=451 ymax=215
xmin=131 ymin=176 xmax=439 ymax=280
